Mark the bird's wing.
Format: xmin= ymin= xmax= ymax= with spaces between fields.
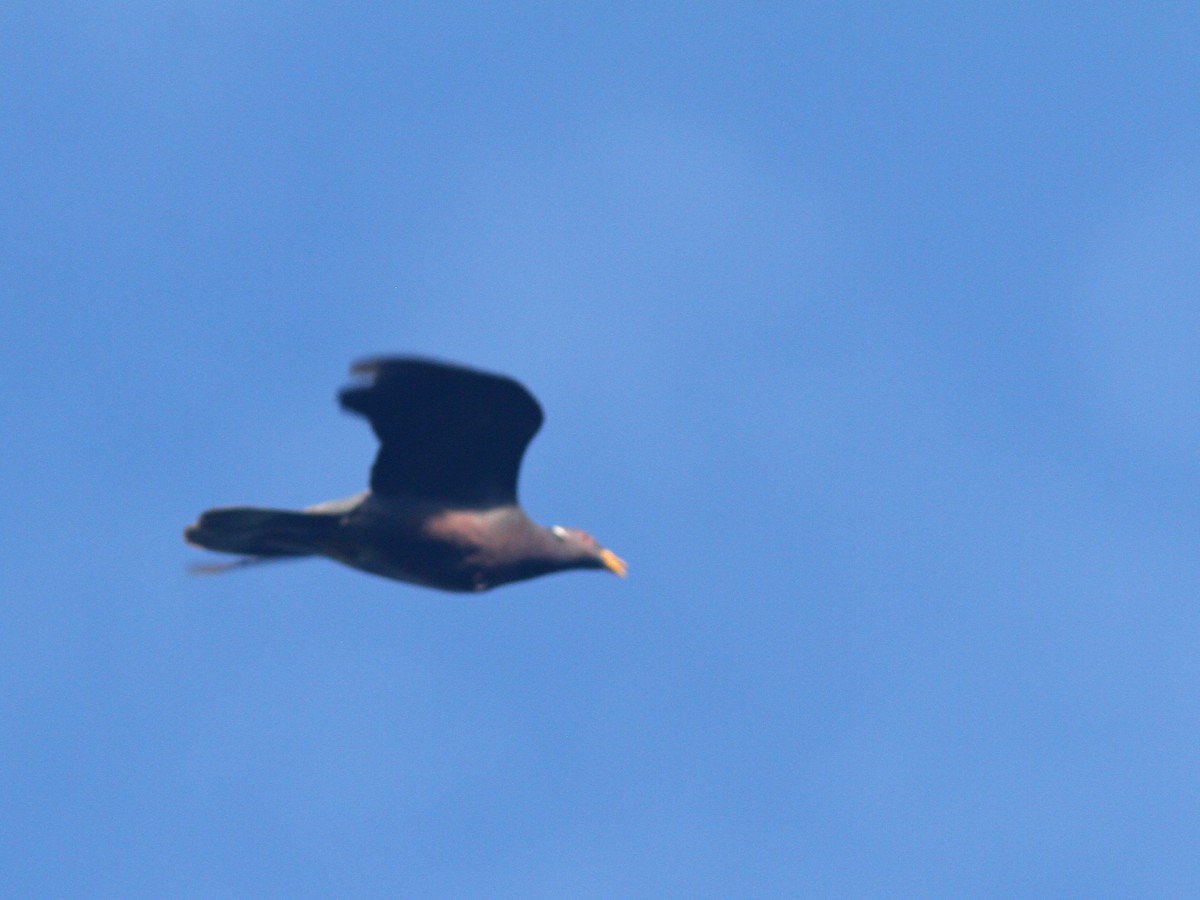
xmin=339 ymin=357 xmax=544 ymax=507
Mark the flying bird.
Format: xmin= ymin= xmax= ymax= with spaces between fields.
xmin=184 ymin=357 xmax=626 ymax=591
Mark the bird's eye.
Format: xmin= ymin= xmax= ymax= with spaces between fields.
xmin=551 ymin=525 xmax=569 ymax=541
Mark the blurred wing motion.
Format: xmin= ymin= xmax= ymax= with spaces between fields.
xmin=338 ymin=357 xmax=544 ymax=507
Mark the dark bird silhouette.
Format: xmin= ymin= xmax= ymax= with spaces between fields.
xmin=184 ymin=357 xmax=626 ymax=591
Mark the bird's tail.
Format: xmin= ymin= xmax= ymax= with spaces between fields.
xmin=184 ymin=506 xmax=340 ymax=568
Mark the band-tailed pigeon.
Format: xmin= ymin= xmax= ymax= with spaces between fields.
xmin=184 ymin=357 xmax=626 ymax=591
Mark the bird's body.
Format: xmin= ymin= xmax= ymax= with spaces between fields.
xmin=184 ymin=357 xmax=625 ymax=591
xmin=311 ymin=493 xmax=583 ymax=591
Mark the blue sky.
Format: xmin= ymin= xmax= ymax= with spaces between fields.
xmin=5 ymin=4 xmax=1200 ymax=896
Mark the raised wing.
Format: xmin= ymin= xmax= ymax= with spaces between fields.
xmin=339 ymin=357 xmax=544 ymax=507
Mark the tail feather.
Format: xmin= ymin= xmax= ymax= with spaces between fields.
xmin=184 ymin=506 xmax=340 ymax=560
xmin=188 ymin=555 xmax=299 ymax=575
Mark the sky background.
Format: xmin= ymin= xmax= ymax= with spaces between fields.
xmin=4 ymin=4 xmax=1200 ymax=897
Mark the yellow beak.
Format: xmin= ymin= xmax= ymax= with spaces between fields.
xmin=599 ymin=548 xmax=628 ymax=577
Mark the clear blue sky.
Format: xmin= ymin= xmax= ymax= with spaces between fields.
xmin=5 ymin=4 xmax=1200 ymax=896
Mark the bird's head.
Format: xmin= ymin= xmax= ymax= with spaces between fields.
xmin=549 ymin=525 xmax=627 ymax=577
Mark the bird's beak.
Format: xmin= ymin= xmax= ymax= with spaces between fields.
xmin=599 ymin=548 xmax=627 ymax=577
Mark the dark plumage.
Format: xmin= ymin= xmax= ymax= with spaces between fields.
xmin=184 ymin=357 xmax=626 ymax=591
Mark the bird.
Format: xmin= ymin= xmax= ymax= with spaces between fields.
xmin=184 ymin=356 xmax=626 ymax=592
